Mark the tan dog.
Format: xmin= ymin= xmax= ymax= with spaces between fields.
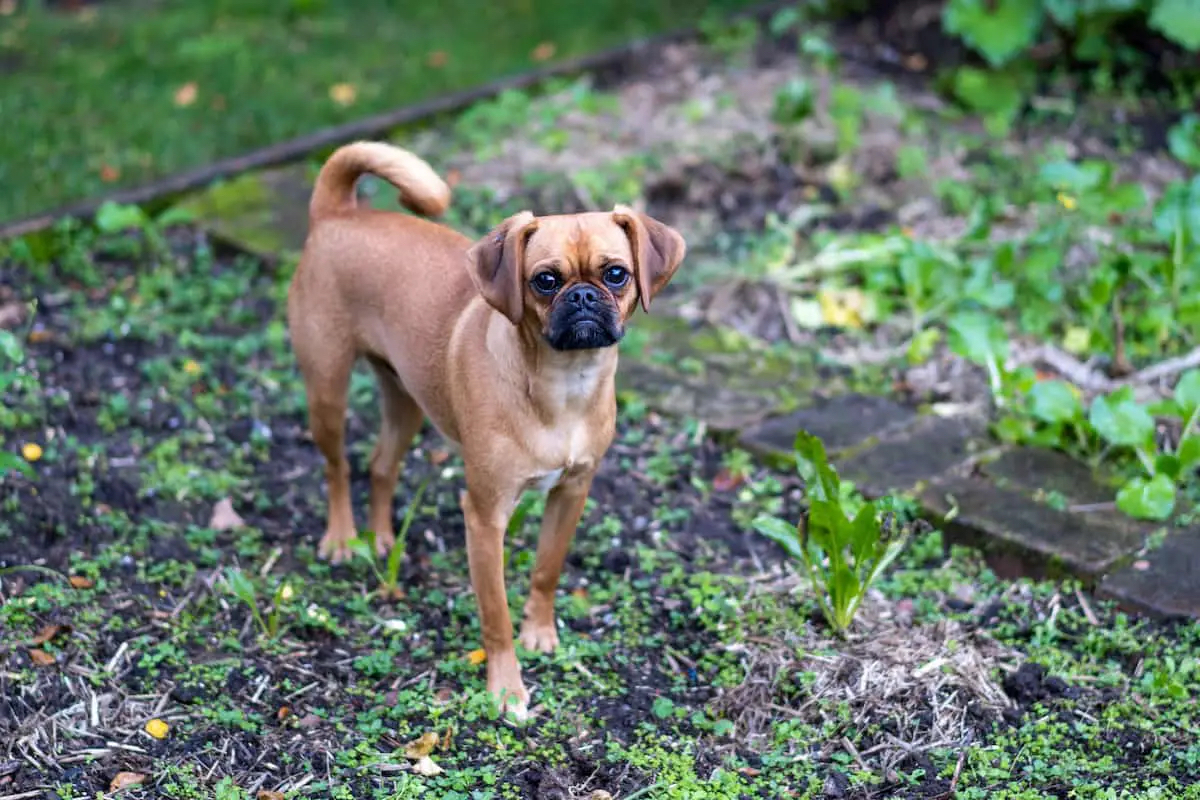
xmin=286 ymin=141 xmax=686 ymax=717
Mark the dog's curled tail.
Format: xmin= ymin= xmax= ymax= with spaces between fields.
xmin=309 ymin=141 xmax=452 ymax=221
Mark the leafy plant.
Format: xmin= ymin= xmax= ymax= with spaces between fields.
xmin=350 ymin=480 xmax=429 ymax=601
xmin=222 ymin=567 xmax=293 ymax=640
xmin=753 ymin=430 xmax=916 ymax=637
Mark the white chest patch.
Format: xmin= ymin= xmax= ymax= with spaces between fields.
xmin=531 ymin=468 xmax=566 ymax=493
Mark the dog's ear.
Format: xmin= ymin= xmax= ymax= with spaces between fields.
xmin=611 ymin=205 xmax=686 ymax=313
xmin=467 ymin=211 xmax=539 ymax=325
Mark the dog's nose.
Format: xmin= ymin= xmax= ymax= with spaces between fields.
xmin=565 ymin=284 xmax=600 ymax=308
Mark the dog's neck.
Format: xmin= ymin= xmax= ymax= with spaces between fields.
xmin=488 ymin=315 xmax=618 ymax=416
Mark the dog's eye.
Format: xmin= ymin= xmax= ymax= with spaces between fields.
xmin=602 ymin=265 xmax=629 ymax=289
xmin=531 ymin=271 xmax=561 ymax=295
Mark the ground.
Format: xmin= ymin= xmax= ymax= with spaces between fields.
xmin=4 ymin=3 xmax=1200 ymax=800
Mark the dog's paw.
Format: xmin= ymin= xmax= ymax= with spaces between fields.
xmin=371 ymin=528 xmax=397 ymax=557
xmin=490 ymin=685 xmax=532 ymax=723
xmin=518 ymin=621 xmax=559 ymax=654
xmin=318 ymin=529 xmax=358 ymax=564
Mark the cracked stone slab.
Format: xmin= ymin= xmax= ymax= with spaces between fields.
xmin=920 ymin=477 xmax=1148 ymax=581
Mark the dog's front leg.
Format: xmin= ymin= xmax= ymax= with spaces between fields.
xmin=520 ymin=473 xmax=593 ymax=654
xmin=460 ymin=484 xmax=529 ymax=718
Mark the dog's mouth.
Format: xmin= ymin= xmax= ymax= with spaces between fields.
xmin=546 ymin=311 xmax=623 ymax=352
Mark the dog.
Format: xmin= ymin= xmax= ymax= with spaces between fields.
xmin=286 ymin=141 xmax=686 ymax=718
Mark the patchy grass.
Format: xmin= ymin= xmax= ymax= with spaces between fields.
xmin=4 ymin=6 xmax=1200 ymax=798
xmin=0 ymin=0 xmax=758 ymax=223
xmin=2 ymin=205 xmax=1199 ymax=799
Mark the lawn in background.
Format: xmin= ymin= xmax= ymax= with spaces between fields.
xmin=0 ymin=0 xmax=758 ymax=223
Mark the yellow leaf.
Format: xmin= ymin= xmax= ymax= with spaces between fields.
xmin=257 ymin=792 xmax=285 ymax=800
xmin=329 ymin=83 xmax=357 ymax=106
xmin=1062 ymin=326 xmax=1091 ymax=355
xmin=145 ymin=718 xmax=169 ymax=739
xmin=1056 ymin=192 xmax=1077 ymax=211
xmin=183 ymin=359 xmax=202 ymax=375
xmin=411 ymin=755 xmax=444 ymax=776
xmin=21 ymin=442 xmax=42 ymax=462
xmin=69 ymin=575 xmax=95 ymax=589
xmin=174 ymin=82 xmax=198 ymax=107
xmin=467 ymin=648 xmax=487 ymax=666
xmin=110 ymin=772 xmax=147 ymax=792
xmin=403 ymin=731 xmax=439 ymax=760
xmin=818 ymin=288 xmax=868 ymax=330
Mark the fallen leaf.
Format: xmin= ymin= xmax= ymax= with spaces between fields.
xmin=531 ymin=41 xmax=556 ymax=61
xmin=69 ymin=575 xmax=95 ymax=589
xmin=144 ymin=718 xmax=169 ymax=739
xmin=100 ymin=164 xmax=120 ymax=182
xmin=173 ymin=81 xmax=198 ymax=107
xmin=712 ymin=468 xmax=744 ymax=492
xmin=903 ymin=53 xmax=927 ymax=71
xmin=110 ymin=772 xmax=146 ymax=792
xmin=439 ymin=727 xmax=453 ymax=750
xmin=21 ymin=443 xmax=43 ymax=462
xmin=589 ymin=792 xmax=615 ymax=800
xmin=276 ymin=706 xmax=291 ymax=721
xmin=426 ymin=50 xmax=448 ymax=68
xmin=404 ymin=731 xmax=439 ymax=759
xmin=0 ymin=301 xmax=25 ymax=330
xmin=571 ymin=587 xmax=588 ymax=601
xmin=429 ymin=449 xmax=450 ymax=465
xmin=467 ymin=648 xmax=487 ymax=666
xmin=298 ymin=713 xmax=323 ymax=729
xmin=435 ymin=687 xmax=454 ymax=703
xmin=329 ymin=82 xmax=357 ymax=106
xmin=817 ymin=287 xmax=870 ymax=330
xmin=257 ymin=792 xmax=285 ymax=800
xmin=411 ymin=755 xmax=444 ymax=776
xmin=31 ymin=624 xmax=68 ymax=646
xmin=28 ymin=329 xmax=55 ymax=344
xmin=209 ymin=498 xmax=245 ymax=531
xmin=28 ymin=648 xmax=56 ymax=667
xmin=737 ymin=767 xmax=762 ymax=778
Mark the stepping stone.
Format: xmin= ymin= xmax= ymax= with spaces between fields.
xmin=738 ymin=394 xmax=916 ymax=457
xmin=1098 ymin=527 xmax=1200 ymax=618
xmin=920 ymin=477 xmax=1149 ymax=581
xmin=838 ymin=412 xmax=988 ymax=497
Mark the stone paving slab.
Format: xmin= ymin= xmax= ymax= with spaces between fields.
xmin=730 ymin=393 xmax=1196 ymax=617
xmin=738 ymin=394 xmax=917 ymax=457
xmin=919 ymin=477 xmax=1147 ymax=580
xmin=1099 ymin=528 xmax=1200 ymax=618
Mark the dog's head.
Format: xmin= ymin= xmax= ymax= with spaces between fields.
xmin=466 ymin=206 xmax=686 ymax=352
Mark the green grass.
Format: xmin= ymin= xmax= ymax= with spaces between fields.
xmin=0 ymin=0 xmax=759 ymax=223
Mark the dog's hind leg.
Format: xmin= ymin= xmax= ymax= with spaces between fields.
xmin=365 ymin=358 xmax=425 ymax=556
xmin=293 ymin=327 xmax=358 ymax=564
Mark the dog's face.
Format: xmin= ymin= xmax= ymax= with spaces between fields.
xmin=466 ymin=207 xmax=686 ymax=352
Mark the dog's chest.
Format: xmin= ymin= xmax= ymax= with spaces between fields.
xmin=523 ymin=417 xmax=598 ymax=493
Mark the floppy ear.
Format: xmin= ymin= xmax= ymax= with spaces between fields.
xmin=611 ymin=205 xmax=686 ymax=313
xmin=466 ymin=211 xmax=539 ymax=326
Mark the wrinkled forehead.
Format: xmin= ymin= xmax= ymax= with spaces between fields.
xmin=525 ymin=214 xmax=633 ymax=265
